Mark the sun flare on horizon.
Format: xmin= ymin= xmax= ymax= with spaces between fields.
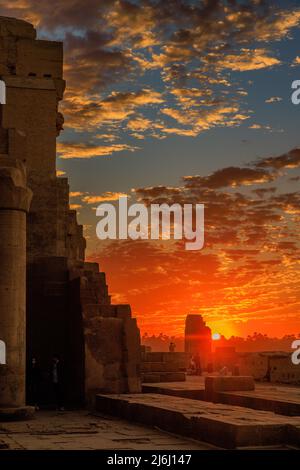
xmin=212 ymin=333 xmax=221 ymax=341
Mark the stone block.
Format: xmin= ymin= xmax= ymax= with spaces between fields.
xmin=122 ymin=318 xmax=142 ymax=393
xmin=17 ymin=38 xmax=63 ymax=78
xmin=142 ymin=352 xmax=164 ymax=362
xmin=160 ymin=372 xmax=186 ymax=382
xmin=205 ymin=376 xmax=255 ymax=395
xmin=141 ymin=362 xmax=166 ymax=373
xmin=115 ymin=304 xmax=132 ymax=320
xmin=142 ymin=373 xmax=161 ymax=383
xmin=95 ymin=393 xmax=300 ymax=449
xmin=0 ymin=17 xmax=36 ymax=40
xmin=0 ymin=406 xmax=35 ymax=422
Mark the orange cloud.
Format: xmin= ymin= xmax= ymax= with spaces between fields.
xmin=57 ymin=141 xmax=138 ymax=159
xmin=210 ymin=49 xmax=280 ymax=72
xmin=265 ymin=96 xmax=282 ymax=103
xmin=69 ymin=203 xmax=82 ymax=210
xmin=292 ymin=56 xmax=300 ymax=66
xmin=82 ymin=192 xmax=129 ymax=203
xmin=70 ymin=191 xmax=84 ymax=198
xmin=62 ymin=89 xmax=164 ymax=132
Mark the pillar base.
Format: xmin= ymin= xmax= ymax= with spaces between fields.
xmin=0 ymin=406 xmax=35 ymax=421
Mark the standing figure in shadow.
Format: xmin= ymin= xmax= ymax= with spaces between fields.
xmin=27 ymin=357 xmax=42 ymax=410
xmin=50 ymin=354 xmax=65 ymax=411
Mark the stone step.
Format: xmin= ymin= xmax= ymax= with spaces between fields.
xmin=143 ymin=379 xmax=300 ymax=416
xmin=141 ymin=361 xmax=181 ymax=373
xmin=142 ymin=372 xmax=186 ymax=383
xmin=142 ymin=352 xmax=187 ymax=363
xmin=95 ymin=393 xmax=300 ymax=449
xmin=142 ymin=383 xmax=205 ymax=399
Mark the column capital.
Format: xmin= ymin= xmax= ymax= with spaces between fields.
xmin=0 ymin=158 xmax=32 ymax=212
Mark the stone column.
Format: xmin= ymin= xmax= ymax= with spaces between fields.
xmin=0 ymin=157 xmax=33 ymax=419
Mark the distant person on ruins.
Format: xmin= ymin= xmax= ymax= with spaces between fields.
xmin=50 ymin=355 xmax=64 ymax=411
xmin=169 ymin=342 xmax=176 ymax=352
xmin=194 ymin=353 xmax=202 ymax=376
xmin=27 ymin=356 xmax=42 ymax=410
xmin=219 ymin=365 xmax=229 ymax=376
xmin=189 ymin=355 xmax=196 ymax=374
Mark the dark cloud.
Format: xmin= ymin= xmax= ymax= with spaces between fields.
xmin=255 ymin=148 xmax=300 ymax=170
xmin=183 ymin=166 xmax=275 ymax=189
xmin=252 ymin=187 xmax=277 ymax=197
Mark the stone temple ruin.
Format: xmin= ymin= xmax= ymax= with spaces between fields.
xmin=1 ymin=16 xmax=300 ymax=451
xmin=185 ymin=314 xmax=212 ymax=370
xmin=0 ymin=16 xmax=141 ymax=414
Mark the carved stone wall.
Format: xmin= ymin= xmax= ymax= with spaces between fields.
xmin=0 ymin=16 xmax=141 ymax=405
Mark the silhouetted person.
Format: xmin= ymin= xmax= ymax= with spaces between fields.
xmin=265 ymin=362 xmax=271 ymax=382
xmin=190 ymin=355 xmax=196 ymax=374
xmin=51 ymin=355 xmax=64 ymax=410
xmin=169 ymin=342 xmax=176 ymax=352
xmin=219 ymin=365 xmax=229 ymax=376
xmin=194 ymin=353 xmax=202 ymax=375
xmin=27 ymin=357 xmax=42 ymax=410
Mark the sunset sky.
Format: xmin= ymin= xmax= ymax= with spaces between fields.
xmin=1 ymin=0 xmax=300 ymax=337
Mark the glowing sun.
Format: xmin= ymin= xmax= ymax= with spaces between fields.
xmin=212 ymin=332 xmax=221 ymax=341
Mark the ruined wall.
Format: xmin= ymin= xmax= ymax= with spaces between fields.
xmin=0 ymin=16 xmax=141 ymax=405
xmin=0 ymin=18 xmax=62 ymax=178
xmin=269 ymin=356 xmax=300 ymax=385
xmin=236 ymin=352 xmax=300 ymax=384
xmin=237 ymin=352 xmax=269 ymax=380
